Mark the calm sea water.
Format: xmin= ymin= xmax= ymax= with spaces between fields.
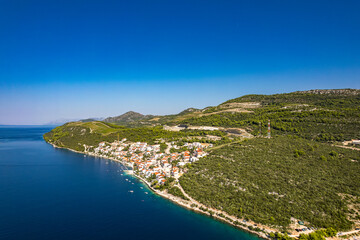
xmin=0 ymin=126 xmax=259 ymax=240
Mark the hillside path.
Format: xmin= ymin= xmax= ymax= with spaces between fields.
xmin=333 ymin=145 xmax=360 ymax=151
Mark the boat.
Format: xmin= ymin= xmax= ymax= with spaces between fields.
xmin=145 ymin=192 xmax=148 ymax=194
xmin=129 ymin=190 xmax=134 ymax=193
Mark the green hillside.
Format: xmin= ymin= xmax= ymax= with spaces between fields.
xmin=43 ymin=121 xmax=230 ymax=152
xmin=100 ymin=89 xmax=360 ymax=142
xmin=180 ymin=136 xmax=360 ymax=231
xmin=103 ymin=111 xmax=156 ymax=126
xmin=179 ymin=89 xmax=360 ymax=142
xmin=43 ymin=89 xmax=360 ymax=233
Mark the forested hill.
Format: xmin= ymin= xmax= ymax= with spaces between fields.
xmin=99 ymin=89 xmax=360 ymax=142
xmin=43 ymin=89 xmax=360 ymax=233
xmin=223 ymin=89 xmax=360 ymax=106
xmin=178 ymin=89 xmax=360 ymax=142
xmin=180 ymin=135 xmax=360 ymax=232
xmin=48 ymin=89 xmax=360 ymax=145
xmin=103 ymin=111 xmax=154 ymax=125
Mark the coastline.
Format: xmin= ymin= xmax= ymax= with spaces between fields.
xmin=47 ymin=141 xmax=360 ymax=240
xmin=47 ymin=142 xmax=269 ymax=239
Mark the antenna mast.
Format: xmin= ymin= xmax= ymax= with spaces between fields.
xmin=259 ymin=122 xmax=261 ymax=137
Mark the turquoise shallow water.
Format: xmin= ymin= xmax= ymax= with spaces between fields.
xmin=0 ymin=126 xmax=260 ymax=240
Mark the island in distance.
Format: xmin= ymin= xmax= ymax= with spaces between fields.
xmin=44 ymin=89 xmax=360 ymax=240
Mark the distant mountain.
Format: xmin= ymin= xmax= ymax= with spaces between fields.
xmin=45 ymin=118 xmax=80 ymax=126
xmin=45 ymin=117 xmax=104 ymax=125
xmin=178 ymin=108 xmax=201 ymax=115
xmin=79 ymin=117 xmax=104 ymax=123
xmin=103 ymin=111 xmax=153 ymax=124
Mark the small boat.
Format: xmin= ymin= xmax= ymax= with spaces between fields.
xmin=132 ymin=183 xmax=134 ymax=185
xmin=140 ymin=187 xmax=143 ymax=189
xmin=145 ymin=192 xmax=148 ymax=194
xmin=125 ymin=179 xmax=128 ymax=181
xmin=129 ymin=190 xmax=134 ymax=193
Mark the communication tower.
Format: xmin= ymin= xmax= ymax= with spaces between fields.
xmin=259 ymin=122 xmax=261 ymax=137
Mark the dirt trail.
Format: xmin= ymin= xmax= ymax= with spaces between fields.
xmin=333 ymin=145 xmax=360 ymax=151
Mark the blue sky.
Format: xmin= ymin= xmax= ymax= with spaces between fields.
xmin=0 ymin=0 xmax=359 ymax=124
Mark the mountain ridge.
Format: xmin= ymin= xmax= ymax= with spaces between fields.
xmin=103 ymin=111 xmax=154 ymax=124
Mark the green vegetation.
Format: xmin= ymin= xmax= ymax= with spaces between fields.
xmin=180 ymin=136 xmax=360 ymax=231
xmin=308 ymin=228 xmax=337 ymax=238
xmin=103 ymin=111 xmax=156 ymax=127
xmin=180 ymin=91 xmax=360 ymax=142
xmin=86 ymin=90 xmax=360 ymax=144
xmin=44 ymin=89 xmax=360 ymax=232
xmin=92 ymin=90 xmax=360 ymax=143
xmin=269 ymin=232 xmax=293 ymax=240
xmin=269 ymin=227 xmax=337 ymax=240
xmin=167 ymin=186 xmax=189 ymax=200
xmin=43 ymin=121 xmax=229 ymax=152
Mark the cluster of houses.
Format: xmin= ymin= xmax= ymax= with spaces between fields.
xmin=91 ymin=138 xmax=212 ymax=185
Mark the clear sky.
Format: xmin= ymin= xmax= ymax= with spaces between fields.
xmin=1 ymin=0 xmax=359 ymax=125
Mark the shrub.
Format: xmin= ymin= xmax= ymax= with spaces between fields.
xmin=329 ymin=150 xmax=338 ymax=157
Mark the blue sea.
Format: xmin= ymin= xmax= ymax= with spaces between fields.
xmin=0 ymin=126 xmax=259 ymax=240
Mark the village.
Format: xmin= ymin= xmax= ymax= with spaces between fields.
xmin=90 ymin=138 xmax=212 ymax=186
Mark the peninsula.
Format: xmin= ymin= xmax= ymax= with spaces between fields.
xmin=44 ymin=89 xmax=360 ymax=240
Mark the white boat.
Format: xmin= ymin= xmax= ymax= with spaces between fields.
xmin=129 ymin=190 xmax=134 ymax=193
xmin=145 ymin=192 xmax=148 ymax=194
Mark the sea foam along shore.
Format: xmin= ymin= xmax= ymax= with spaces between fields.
xmin=47 ymin=142 xmax=271 ymax=239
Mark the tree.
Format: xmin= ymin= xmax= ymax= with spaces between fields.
xmin=324 ymin=227 xmax=337 ymax=237
xmin=329 ymin=150 xmax=338 ymax=157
